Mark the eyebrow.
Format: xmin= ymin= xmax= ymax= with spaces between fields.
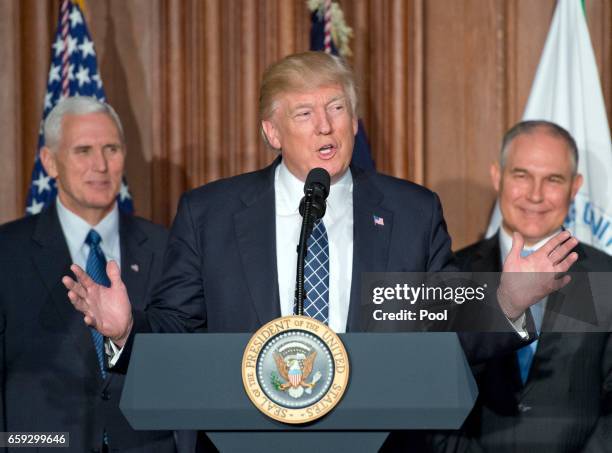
xmin=72 ymin=142 xmax=123 ymax=149
xmin=289 ymin=95 xmax=347 ymax=112
xmin=510 ymin=167 xmax=567 ymax=179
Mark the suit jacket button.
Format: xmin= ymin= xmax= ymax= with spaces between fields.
xmin=101 ymin=390 xmax=111 ymax=401
xmin=517 ymin=403 xmax=531 ymax=413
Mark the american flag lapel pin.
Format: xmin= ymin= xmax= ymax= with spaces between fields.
xmin=130 ymin=264 xmax=139 ymax=272
xmin=373 ymin=215 xmax=384 ymax=226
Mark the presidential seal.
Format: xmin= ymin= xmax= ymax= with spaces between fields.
xmin=242 ymin=316 xmax=350 ymax=424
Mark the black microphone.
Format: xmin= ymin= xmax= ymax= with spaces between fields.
xmin=294 ymin=168 xmax=331 ymax=316
xmin=299 ymin=168 xmax=331 ymax=222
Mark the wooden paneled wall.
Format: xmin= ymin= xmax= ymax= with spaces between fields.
xmin=1 ymin=0 xmax=610 ymax=249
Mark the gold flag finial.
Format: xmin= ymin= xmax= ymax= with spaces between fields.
xmin=71 ymin=0 xmax=86 ymax=14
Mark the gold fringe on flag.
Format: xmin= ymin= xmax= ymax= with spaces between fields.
xmin=71 ymin=0 xmax=86 ymax=14
xmin=306 ymin=0 xmax=353 ymax=57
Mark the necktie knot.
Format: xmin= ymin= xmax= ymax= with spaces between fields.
xmin=520 ymin=248 xmax=535 ymax=258
xmin=86 ymin=229 xmax=103 ymax=248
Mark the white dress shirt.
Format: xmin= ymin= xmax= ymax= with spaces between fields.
xmin=56 ymin=197 xmax=121 ymax=269
xmin=275 ymin=162 xmax=354 ymax=333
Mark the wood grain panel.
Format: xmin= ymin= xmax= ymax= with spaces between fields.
xmin=425 ymin=0 xmax=506 ymax=249
xmin=0 ymin=0 xmax=21 ymax=223
xmin=0 ymin=0 xmax=610 ymax=243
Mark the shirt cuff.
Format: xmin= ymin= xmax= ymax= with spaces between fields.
xmin=508 ymin=312 xmax=529 ymax=339
xmin=104 ymin=338 xmax=124 ymax=367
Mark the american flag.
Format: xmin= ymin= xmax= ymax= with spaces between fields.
xmin=309 ymin=0 xmax=375 ymax=172
xmin=25 ymin=0 xmax=133 ymax=216
xmin=373 ymin=215 xmax=384 ymax=226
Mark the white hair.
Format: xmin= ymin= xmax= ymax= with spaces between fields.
xmin=43 ymin=96 xmax=124 ymax=150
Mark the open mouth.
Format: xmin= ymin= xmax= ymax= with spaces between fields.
xmin=318 ymin=144 xmax=336 ymax=159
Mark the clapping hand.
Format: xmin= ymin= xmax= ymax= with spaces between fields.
xmin=62 ymin=261 xmax=133 ymax=347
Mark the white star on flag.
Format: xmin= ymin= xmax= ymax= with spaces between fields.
xmin=67 ymin=63 xmax=76 ymax=81
xmin=92 ymin=73 xmax=102 ymax=89
xmin=69 ymin=8 xmax=83 ymax=28
xmin=48 ymin=64 xmax=61 ymax=84
xmin=52 ymin=36 xmax=65 ymax=57
xmin=33 ymin=172 xmax=52 ymax=194
xmin=44 ymin=92 xmax=54 ymax=110
xmin=67 ymin=35 xmax=78 ymax=56
xmin=26 ymin=200 xmax=45 ymax=215
xmin=75 ymin=65 xmax=90 ymax=87
xmin=79 ymin=37 xmax=95 ymax=59
xmin=119 ymin=182 xmax=132 ymax=201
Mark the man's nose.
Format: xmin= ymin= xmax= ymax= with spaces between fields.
xmin=91 ymin=149 xmax=108 ymax=172
xmin=527 ymin=179 xmax=543 ymax=202
xmin=315 ymin=111 xmax=332 ymax=135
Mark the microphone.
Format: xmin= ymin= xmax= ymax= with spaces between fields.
xmin=299 ymin=168 xmax=331 ymax=222
xmin=294 ymin=168 xmax=331 ymax=316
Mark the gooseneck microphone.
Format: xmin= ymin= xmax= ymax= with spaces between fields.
xmin=294 ymin=168 xmax=331 ymax=316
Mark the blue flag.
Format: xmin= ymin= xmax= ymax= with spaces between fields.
xmin=26 ymin=0 xmax=134 ymax=215
xmin=309 ymin=6 xmax=375 ymax=172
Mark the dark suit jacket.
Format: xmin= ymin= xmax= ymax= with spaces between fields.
xmin=120 ymin=159 xmax=526 ymax=368
xmin=449 ymin=235 xmax=612 ymax=453
xmin=0 ymin=204 xmax=175 ymax=453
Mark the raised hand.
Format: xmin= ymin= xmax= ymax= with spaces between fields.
xmin=62 ymin=260 xmax=133 ymax=347
xmin=498 ymin=230 xmax=578 ymax=320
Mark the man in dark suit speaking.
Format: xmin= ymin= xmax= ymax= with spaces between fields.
xmin=0 ymin=97 xmax=175 ymax=452
xmin=451 ymin=120 xmax=612 ymax=452
xmin=64 ymin=52 xmax=577 ymax=399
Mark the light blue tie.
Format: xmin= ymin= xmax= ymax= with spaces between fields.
xmin=85 ymin=229 xmax=109 ymax=379
xmin=516 ymin=248 xmax=545 ymax=384
xmin=303 ymin=220 xmax=330 ymax=324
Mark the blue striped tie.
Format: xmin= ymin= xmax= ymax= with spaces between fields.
xmin=85 ymin=229 xmax=109 ymax=379
xmin=303 ymin=220 xmax=329 ymax=324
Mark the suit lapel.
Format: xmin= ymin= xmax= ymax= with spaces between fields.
xmin=467 ymin=235 xmax=502 ymax=272
xmin=523 ymin=249 xmax=594 ymax=396
xmin=468 ymin=236 xmax=526 ymax=390
xmin=31 ymin=205 xmax=103 ymax=384
xmin=104 ymin=214 xmax=155 ymax=389
xmin=348 ymin=169 xmax=393 ymax=332
xmin=119 ymin=214 xmax=153 ymax=311
xmin=234 ymin=160 xmax=281 ymax=325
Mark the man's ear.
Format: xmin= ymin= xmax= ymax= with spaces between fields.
xmin=490 ymin=162 xmax=502 ymax=194
xmin=261 ymin=120 xmax=281 ymax=150
xmin=40 ymin=147 xmax=58 ymax=178
xmin=570 ymin=173 xmax=583 ymax=200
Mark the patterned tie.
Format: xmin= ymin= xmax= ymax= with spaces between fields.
xmin=303 ymin=220 xmax=330 ymax=324
xmin=85 ymin=229 xmax=110 ymax=379
xmin=516 ymin=248 xmax=546 ymax=384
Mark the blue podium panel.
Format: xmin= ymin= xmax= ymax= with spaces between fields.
xmin=121 ymin=332 xmax=476 ymax=431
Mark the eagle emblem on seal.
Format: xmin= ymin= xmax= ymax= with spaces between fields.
xmin=271 ymin=341 xmax=323 ymax=399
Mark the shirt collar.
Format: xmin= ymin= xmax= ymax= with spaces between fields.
xmin=56 ymin=197 xmax=120 ymax=252
xmin=275 ymin=160 xmax=353 ymax=219
xmin=499 ymin=226 xmax=561 ymax=263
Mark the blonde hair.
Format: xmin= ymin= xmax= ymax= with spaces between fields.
xmin=259 ymin=51 xmax=358 ymax=146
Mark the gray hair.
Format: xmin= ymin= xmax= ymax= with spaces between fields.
xmin=500 ymin=120 xmax=578 ymax=174
xmin=43 ymin=96 xmax=125 ymax=150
